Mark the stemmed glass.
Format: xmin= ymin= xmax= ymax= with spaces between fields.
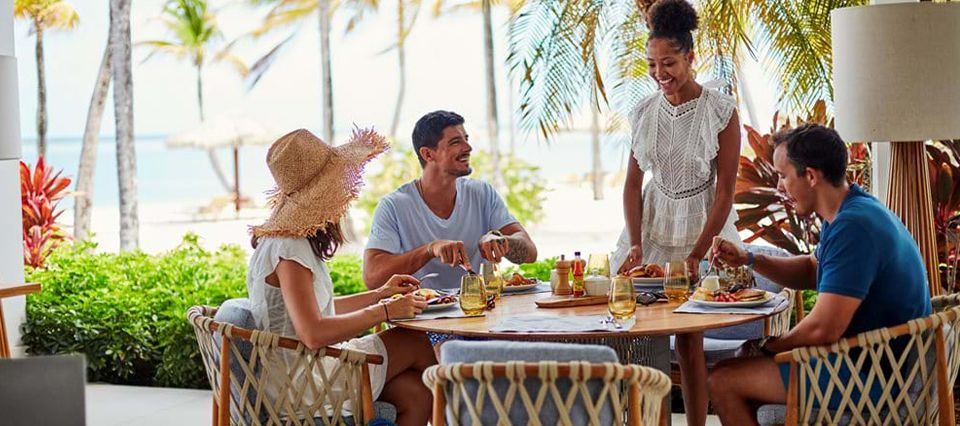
xmin=459 ymin=274 xmax=486 ymax=316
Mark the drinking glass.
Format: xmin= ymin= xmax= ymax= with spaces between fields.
xmin=587 ymin=253 xmax=611 ymax=277
xmin=664 ymin=261 xmax=691 ymax=303
xmin=480 ymin=262 xmax=503 ymax=302
xmin=608 ymin=276 xmax=637 ymax=320
xmin=459 ymin=274 xmax=486 ymax=316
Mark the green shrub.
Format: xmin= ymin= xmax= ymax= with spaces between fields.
xmin=504 ymin=257 xmax=558 ymax=282
xmin=356 ymin=148 xmax=549 ymax=233
xmin=22 ymin=234 xmax=368 ymax=389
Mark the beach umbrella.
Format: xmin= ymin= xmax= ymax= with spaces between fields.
xmin=166 ymin=114 xmax=279 ymax=214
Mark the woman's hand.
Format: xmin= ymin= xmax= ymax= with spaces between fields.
xmin=380 ymin=274 xmax=420 ymax=298
xmin=385 ymin=293 xmax=427 ymax=320
xmin=618 ymin=245 xmax=644 ymax=275
xmin=686 ymin=255 xmax=702 ymax=283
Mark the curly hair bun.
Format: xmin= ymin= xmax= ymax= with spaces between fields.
xmin=648 ymin=0 xmax=699 ymax=37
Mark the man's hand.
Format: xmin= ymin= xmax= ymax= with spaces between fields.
xmin=378 ymin=274 xmax=420 ymax=298
xmin=711 ymin=236 xmax=749 ymax=268
xmin=384 ymin=293 xmax=427 ymax=320
xmin=429 ymin=240 xmax=472 ymax=270
xmin=618 ymin=245 xmax=643 ymax=275
xmin=478 ymin=232 xmax=510 ymax=263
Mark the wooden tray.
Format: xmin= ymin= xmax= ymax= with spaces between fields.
xmin=535 ymin=295 xmax=608 ymax=308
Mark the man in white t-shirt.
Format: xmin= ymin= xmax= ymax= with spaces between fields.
xmin=364 ymin=110 xmax=538 ymax=290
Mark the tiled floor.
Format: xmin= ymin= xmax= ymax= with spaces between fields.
xmin=86 ymin=383 xmax=721 ymax=425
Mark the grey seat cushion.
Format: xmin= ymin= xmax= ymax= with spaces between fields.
xmin=669 ymin=336 xmax=744 ymax=367
xmin=212 ymin=298 xmax=396 ymax=423
xmin=440 ymin=341 xmax=620 ymax=425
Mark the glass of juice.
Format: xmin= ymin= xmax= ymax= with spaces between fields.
xmin=608 ymin=276 xmax=637 ymax=320
xmin=480 ymin=261 xmax=503 ymax=302
xmin=664 ymin=261 xmax=691 ymax=303
xmin=459 ymin=274 xmax=486 ymax=316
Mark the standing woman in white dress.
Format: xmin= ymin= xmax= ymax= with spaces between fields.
xmin=247 ymin=128 xmax=437 ymax=424
xmin=612 ymin=1 xmax=741 ymax=425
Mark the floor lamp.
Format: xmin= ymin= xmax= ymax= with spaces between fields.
xmin=833 ymin=3 xmax=960 ymax=297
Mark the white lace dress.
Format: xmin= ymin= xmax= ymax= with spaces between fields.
xmin=612 ymin=88 xmax=741 ymax=271
xmin=247 ymin=237 xmax=388 ymax=414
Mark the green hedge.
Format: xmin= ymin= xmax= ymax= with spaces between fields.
xmin=22 ymin=234 xmax=367 ymax=389
xmin=23 ymin=234 xmax=558 ymax=389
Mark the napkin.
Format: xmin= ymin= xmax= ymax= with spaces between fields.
xmin=673 ymin=295 xmax=788 ymax=315
xmin=490 ymin=315 xmax=634 ymax=333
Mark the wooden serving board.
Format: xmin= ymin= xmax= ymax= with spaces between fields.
xmin=535 ymin=295 xmax=608 ymax=308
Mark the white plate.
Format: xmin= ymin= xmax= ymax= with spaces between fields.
xmin=688 ymin=291 xmax=776 ymax=308
xmin=502 ymin=282 xmax=539 ymax=292
xmin=424 ymin=301 xmax=458 ymax=312
xmin=632 ymin=277 xmax=664 ymax=287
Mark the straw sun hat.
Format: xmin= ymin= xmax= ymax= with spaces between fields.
xmin=251 ymin=127 xmax=388 ymax=238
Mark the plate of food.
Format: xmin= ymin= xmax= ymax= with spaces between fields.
xmin=689 ymin=287 xmax=774 ymax=308
xmin=387 ymin=288 xmax=459 ymax=312
xmin=626 ymin=264 xmax=665 ymax=287
xmin=502 ymin=273 xmax=539 ymax=292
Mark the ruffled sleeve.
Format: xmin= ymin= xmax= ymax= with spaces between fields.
xmin=694 ymin=89 xmax=737 ymax=179
xmin=629 ymin=93 xmax=661 ymax=172
xmin=248 ymin=237 xmax=335 ymax=327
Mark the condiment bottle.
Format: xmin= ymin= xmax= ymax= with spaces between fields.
xmin=554 ymin=255 xmax=572 ymax=296
xmin=572 ymin=251 xmax=585 ymax=297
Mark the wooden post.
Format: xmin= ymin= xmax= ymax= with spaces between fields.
xmin=887 ymin=142 xmax=941 ymax=296
xmin=432 ymin=381 xmax=447 ymax=426
xmin=361 ymin=363 xmax=375 ymax=424
xmin=935 ymin=326 xmax=955 ymax=426
xmin=218 ymin=333 xmax=231 ymax=426
xmin=211 ymin=398 xmax=219 ymax=426
xmin=0 ymin=300 xmax=8 ymax=358
xmin=786 ymin=361 xmax=799 ymax=426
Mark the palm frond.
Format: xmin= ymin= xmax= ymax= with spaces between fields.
xmin=245 ymin=32 xmax=297 ymax=90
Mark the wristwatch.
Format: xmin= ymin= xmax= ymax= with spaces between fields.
xmin=745 ymin=251 xmax=756 ymax=267
xmin=757 ymin=336 xmax=776 ymax=357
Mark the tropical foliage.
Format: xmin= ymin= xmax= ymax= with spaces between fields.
xmin=20 ymin=157 xmax=71 ymax=269
xmin=928 ymin=140 xmax=960 ymax=291
xmin=506 ymin=0 xmax=868 ymax=141
xmin=14 ymin=0 xmax=80 ymax=158
xmin=734 ymin=101 xmax=870 ymax=255
xmin=355 ymin=148 xmax=548 ymax=233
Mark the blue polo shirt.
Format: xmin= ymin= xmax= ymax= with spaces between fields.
xmin=814 ymin=185 xmax=930 ymax=335
xmin=779 ymin=185 xmax=931 ymax=407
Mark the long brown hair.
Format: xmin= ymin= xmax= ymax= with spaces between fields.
xmin=250 ymin=222 xmax=345 ymax=262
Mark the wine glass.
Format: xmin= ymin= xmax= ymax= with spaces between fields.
xmin=664 ymin=261 xmax=691 ymax=303
xmin=587 ymin=253 xmax=611 ymax=277
xmin=459 ymin=274 xmax=486 ymax=316
xmin=608 ymin=276 xmax=637 ymax=321
xmin=480 ymin=261 xmax=503 ymax=302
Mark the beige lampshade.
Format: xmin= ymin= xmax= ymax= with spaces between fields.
xmin=832 ymin=3 xmax=960 ymax=142
xmin=0 ymin=55 xmax=21 ymax=160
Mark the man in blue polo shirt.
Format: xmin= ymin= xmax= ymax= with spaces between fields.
xmin=705 ymin=124 xmax=931 ymax=425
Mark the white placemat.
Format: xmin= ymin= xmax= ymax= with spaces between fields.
xmin=490 ymin=315 xmax=635 ymax=333
xmin=673 ymin=295 xmax=788 ymax=315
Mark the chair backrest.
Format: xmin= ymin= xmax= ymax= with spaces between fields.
xmin=785 ymin=302 xmax=960 ymax=425
xmin=429 ymin=341 xmax=669 ymax=425
xmin=705 ymin=244 xmax=791 ymax=340
xmin=188 ymin=304 xmax=379 ymax=426
xmin=0 ymin=354 xmax=86 ymax=426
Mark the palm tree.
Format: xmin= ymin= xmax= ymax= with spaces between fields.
xmin=508 ymin=0 xmax=867 ymax=143
xmin=139 ymin=0 xmax=249 ymax=194
xmin=73 ymin=39 xmax=111 ymax=241
xmin=14 ymin=0 xmax=79 ymax=159
xmin=110 ymin=0 xmax=138 ymax=251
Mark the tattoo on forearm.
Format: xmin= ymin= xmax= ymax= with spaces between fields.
xmin=504 ymin=235 xmax=531 ymax=263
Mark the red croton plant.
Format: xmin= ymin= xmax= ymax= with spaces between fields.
xmin=735 ymin=101 xmax=870 ymax=255
xmin=21 ymin=157 xmax=71 ymax=269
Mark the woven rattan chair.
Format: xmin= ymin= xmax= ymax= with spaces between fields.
xmin=188 ymin=305 xmax=388 ymax=426
xmin=757 ymin=295 xmax=960 ymax=426
xmin=422 ymin=361 xmax=671 ymax=425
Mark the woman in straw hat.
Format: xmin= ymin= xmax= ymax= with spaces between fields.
xmin=248 ymin=128 xmax=436 ymax=424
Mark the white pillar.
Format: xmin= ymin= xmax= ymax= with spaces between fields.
xmin=1 ymin=0 xmax=28 ymax=357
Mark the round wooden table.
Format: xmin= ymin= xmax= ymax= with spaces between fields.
xmin=392 ymin=290 xmax=786 ymax=426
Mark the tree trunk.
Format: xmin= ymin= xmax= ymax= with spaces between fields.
xmin=389 ymin=1 xmax=406 ymax=139
xmin=482 ymin=0 xmax=503 ymax=190
xmin=35 ymin=23 xmax=47 ymax=159
xmin=197 ymin=63 xmax=205 ymax=122
xmin=590 ymin=88 xmax=603 ymax=201
xmin=110 ymin=0 xmax=139 ymax=251
xmin=318 ymin=0 xmax=334 ymax=143
xmin=734 ymin=50 xmax=759 ymax=128
xmin=74 ymin=40 xmax=112 ymax=241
